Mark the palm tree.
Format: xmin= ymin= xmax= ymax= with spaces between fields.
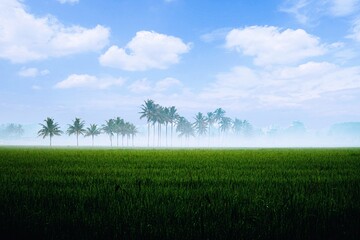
xmin=85 ymin=124 xmax=101 ymax=146
xmin=233 ymin=118 xmax=243 ymax=136
xmin=128 ymin=123 xmax=138 ymax=147
xmin=193 ymin=112 xmax=208 ymax=137
xmin=206 ymin=112 xmax=215 ymax=138
xmin=242 ymin=120 xmax=253 ymax=137
xmin=168 ymin=106 xmax=179 ymax=147
xmin=139 ymin=99 xmax=156 ymax=147
xmin=176 ymin=116 xmax=194 ymax=145
xmin=38 ymin=117 xmax=62 ymax=146
xmin=220 ymin=117 xmax=232 ymax=134
xmin=102 ymin=119 xmax=116 ymax=147
xmin=114 ymin=117 xmax=124 ymax=147
xmin=155 ymin=105 xmax=165 ymax=147
xmin=163 ymin=107 xmax=170 ymax=146
xmin=214 ymin=108 xmax=226 ymax=136
xmin=67 ymin=118 xmax=86 ymax=147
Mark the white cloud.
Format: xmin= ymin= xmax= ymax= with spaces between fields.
xmin=0 ymin=0 xmax=109 ymax=63
xmin=18 ymin=67 xmax=49 ymax=77
xmin=99 ymin=31 xmax=190 ymax=71
xmin=57 ymin=0 xmax=79 ymax=4
xmin=225 ymin=26 xmax=326 ymax=66
xmin=54 ymin=74 xmax=125 ymax=89
xmin=201 ymin=62 xmax=360 ymax=108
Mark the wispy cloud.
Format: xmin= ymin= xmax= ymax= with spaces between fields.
xmin=57 ymin=0 xmax=79 ymax=5
xmin=280 ymin=0 xmax=360 ymax=24
xmin=18 ymin=67 xmax=49 ymax=77
xmin=99 ymin=31 xmax=190 ymax=71
xmin=54 ymin=74 xmax=125 ymax=89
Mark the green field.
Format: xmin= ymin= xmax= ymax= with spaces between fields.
xmin=0 ymin=148 xmax=360 ymax=239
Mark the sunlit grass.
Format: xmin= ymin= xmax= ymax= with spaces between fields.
xmin=0 ymin=148 xmax=359 ymax=239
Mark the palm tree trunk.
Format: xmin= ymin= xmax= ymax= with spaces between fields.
xmin=76 ymin=133 xmax=79 ymax=147
xmin=165 ymin=123 xmax=168 ymax=147
xmin=153 ymin=124 xmax=156 ymax=147
xmin=92 ymin=135 xmax=94 ymax=147
xmin=50 ymin=136 xmax=52 ymax=147
xmin=171 ymin=123 xmax=173 ymax=147
xmin=117 ymin=133 xmax=119 ymax=147
xmin=147 ymin=122 xmax=150 ymax=147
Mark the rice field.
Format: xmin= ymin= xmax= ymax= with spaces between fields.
xmin=0 ymin=147 xmax=359 ymax=239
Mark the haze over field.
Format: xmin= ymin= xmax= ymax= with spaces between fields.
xmin=1 ymin=0 xmax=360 ymax=146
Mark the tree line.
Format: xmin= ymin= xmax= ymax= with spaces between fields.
xmin=37 ymin=99 xmax=253 ymax=147
xmin=38 ymin=117 xmax=137 ymax=147
xmin=139 ymin=99 xmax=253 ymax=147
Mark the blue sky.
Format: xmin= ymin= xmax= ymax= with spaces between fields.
xmin=1 ymin=0 xmax=360 ymax=129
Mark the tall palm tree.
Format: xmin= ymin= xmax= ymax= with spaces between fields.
xmin=85 ymin=124 xmax=101 ymax=146
xmin=168 ymin=106 xmax=179 ymax=147
xmin=114 ymin=117 xmax=124 ymax=147
xmin=193 ymin=112 xmax=208 ymax=137
xmin=163 ymin=107 xmax=170 ymax=146
xmin=139 ymin=99 xmax=156 ymax=147
xmin=155 ymin=105 xmax=165 ymax=147
xmin=38 ymin=117 xmax=62 ymax=146
xmin=102 ymin=119 xmax=116 ymax=147
xmin=67 ymin=118 xmax=86 ymax=147
xmin=206 ymin=112 xmax=215 ymax=138
xmin=214 ymin=108 xmax=226 ymax=136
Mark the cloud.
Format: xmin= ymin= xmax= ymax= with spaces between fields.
xmin=225 ymin=26 xmax=326 ymax=66
xmin=128 ymin=77 xmax=183 ymax=94
xmin=155 ymin=77 xmax=182 ymax=92
xmin=201 ymin=62 xmax=360 ymax=108
xmin=57 ymin=0 xmax=79 ymax=4
xmin=99 ymin=31 xmax=190 ymax=71
xmin=329 ymin=0 xmax=359 ymax=16
xmin=18 ymin=67 xmax=49 ymax=77
xmin=280 ymin=0 xmax=359 ymax=24
xmin=0 ymin=0 xmax=109 ymax=63
xmin=347 ymin=18 xmax=360 ymax=42
xmin=54 ymin=74 xmax=125 ymax=89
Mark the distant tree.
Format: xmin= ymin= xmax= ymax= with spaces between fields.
xmin=168 ymin=106 xmax=179 ymax=146
xmin=242 ymin=120 xmax=253 ymax=137
xmin=67 ymin=118 xmax=86 ymax=147
xmin=177 ymin=116 xmax=194 ymax=144
xmin=286 ymin=121 xmax=306 ymax=136
xmin=85 ymin=124 xmax=101 ymax=146
xmin=193 ymin=112 xmax=208 ymax=137
xmin=233 ymin=118 xmax=243 ymax=136
xmin=102 ymin=119 xmax=116 ymax=147
xmin=206 ymin=112 xmax=215 ymax=138
xmin=139 ymin=99 xmax=156 ymax=147
xmin=128 ymin=123 xmax=138 ymax=147
xmin=220 ymin=117 xmax=232 ymax=135
xmin=1 ymin=123 xmax=24 ymax=138
xmin=38 ymin=117 xmax=62 ymax=146
xmin=114 ymin=117 xmax=125 ymax=147
xmin=214 ymin=108 xmax=226 ymax=136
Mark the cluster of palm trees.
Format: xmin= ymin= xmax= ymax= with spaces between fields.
xmin=37 ymin=100 xmax=252 ymax=147
xmin=38 ymin=117 xmax=137 ymax=147
xmin=139 ymin=99 xmax=253 ymax=147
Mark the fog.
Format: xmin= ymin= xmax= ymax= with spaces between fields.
xmin=1 ymin=123 xmax=359 ymax=148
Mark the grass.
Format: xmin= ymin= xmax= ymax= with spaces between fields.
xmin=0 ymin=147 xmax=360 ymax=239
